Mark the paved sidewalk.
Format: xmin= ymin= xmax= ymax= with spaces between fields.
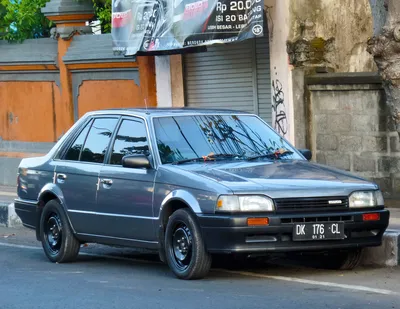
xmin=0 ymin=185 xmax=16 ymax=194
xmin=389 ymin=207 xmax=400 ymax=230
xmin=0 ymin=185 xmax=16 ymax=206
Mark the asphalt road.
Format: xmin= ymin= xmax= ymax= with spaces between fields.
xmin=0 ymin=227 xmax=399 ymax=309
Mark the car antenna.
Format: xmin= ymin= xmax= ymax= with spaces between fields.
xmin=139 ymin=86 xmax=149 ymax=114
xmin=144 ymin=98 xmax=149 ymax=114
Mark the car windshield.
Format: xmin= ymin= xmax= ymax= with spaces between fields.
xmin=152 ymin=114 xmax=303 ymax=164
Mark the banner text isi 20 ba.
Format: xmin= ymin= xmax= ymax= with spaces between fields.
xmin=111 ymin=0 xmax=265 ymax=55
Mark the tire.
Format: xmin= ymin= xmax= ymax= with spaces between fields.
xmin=39 ymin=200 xmax=80 ymax=263
xmin=322 ymin=249 xmax=364 ymax=270
xmin=164 ymin=208 xmax=212 ymax=280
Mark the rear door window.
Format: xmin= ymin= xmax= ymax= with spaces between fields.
xmin=64 ymin=120 xmax=92 ymax=161
xmin=80 ymin=118 xmax=119 ymax=164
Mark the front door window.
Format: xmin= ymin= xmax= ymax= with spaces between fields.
xmin=109 ymin=119 xmax=150 ymax=166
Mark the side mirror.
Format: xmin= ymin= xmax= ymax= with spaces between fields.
xmin=122 ymin=154 xmax=152 ymax=169
xmin=298 ymin=149 xmax=312 ymax=161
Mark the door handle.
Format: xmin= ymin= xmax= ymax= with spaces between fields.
xmin=57 ymin=174 xmax=67 ymax=180
xmin=100 ymin=179 xmax=113 ymax=186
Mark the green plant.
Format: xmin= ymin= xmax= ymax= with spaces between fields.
xmin=92 ymin=0 xmax=112 ymax=33
xmin=0 ymin=0 xmax=113 ymax=42
xmin=0 ymin=3 xmax=7 ymax=36
xmin=0 ymin=0 xmax=53 ymax=42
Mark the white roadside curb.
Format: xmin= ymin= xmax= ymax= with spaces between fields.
xmin=0 ymin=203 xmax=22 ymax=228
xmin=361 ymin=230 xmax=400 ymax=267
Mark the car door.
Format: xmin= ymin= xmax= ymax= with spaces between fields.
xmin=96 ymin=116 xmax=157 ymax=242
xmin=55 ymin=116 xmax=119 ymax=235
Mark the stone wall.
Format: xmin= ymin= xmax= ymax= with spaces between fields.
xmin=306 ymin=73 xmax=399 ymax=201
xmin=287 ymin=0 xmax=381 ymax=149
xmin=288 ymin=0 xmax=376 ymax=73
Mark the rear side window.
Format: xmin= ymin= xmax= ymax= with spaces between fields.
xmin=109 ymin=118 xmax=150 ymax=165
xmin=80 ymin=118 xmax=119 ymax=163
xmin=64 ymin=120 xmax=92 ymax=161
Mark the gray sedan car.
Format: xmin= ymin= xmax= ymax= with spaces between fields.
xmin=15 ymin=108 xmax=389 ymax=279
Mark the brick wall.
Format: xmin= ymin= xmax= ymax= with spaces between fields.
xmin=306 ymin=73 xmax=398 ymax=200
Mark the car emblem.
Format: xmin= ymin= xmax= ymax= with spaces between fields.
xmin=328 ymin=200 xmax=342 ymax=205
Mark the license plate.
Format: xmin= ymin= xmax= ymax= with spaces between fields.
xmin=292 ymin=222 xmax=345 ymax=241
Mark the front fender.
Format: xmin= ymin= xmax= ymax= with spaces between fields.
xmin=159 ymin=189 xmax=202 ymax=217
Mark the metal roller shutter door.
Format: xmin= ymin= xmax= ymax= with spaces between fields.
xmin=183 ymin=33 xmax=272 ymax=124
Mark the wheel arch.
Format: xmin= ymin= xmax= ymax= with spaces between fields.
xmin=38 ymin=184 xmax=66 ymax=207
xmin=159 ymin=190 xmax=202 ymax=228
xmin=36 ymin=184 xmax=75 ymax=241
xmin=157 ymin=190 xmax=202 ymax=261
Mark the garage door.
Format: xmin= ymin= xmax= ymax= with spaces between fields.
xmin=183 ymin=29 xmax=272 ymax=124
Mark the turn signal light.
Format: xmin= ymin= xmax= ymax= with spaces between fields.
xmin=363 ymin=213 xmax=380 ymax=221
xmin=247 ymin=218 xmax=269 ymax=226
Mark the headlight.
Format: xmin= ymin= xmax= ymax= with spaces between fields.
xmin=349 ymin=191 xmax=384 ymax=208
xmin=216 ymin=195 xmax=275 ymax=212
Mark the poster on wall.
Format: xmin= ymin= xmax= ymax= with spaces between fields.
xmin=111 ymin=0 xmax=264 ymax=56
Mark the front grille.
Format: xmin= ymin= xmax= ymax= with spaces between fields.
xmin=275 ymin=196 xmax=349 ymax=213
xmin=281 ymin=215 xmax=353 ymax=224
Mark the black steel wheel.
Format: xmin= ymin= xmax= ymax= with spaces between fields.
xmin=171 ymin=223 xmax=193 ymax=271
xmin=40 ymin=200 xmax=80 ymax=263
xmin=323 ymin=249 xmax=364 ymax=270
xmin=295 ymin=249 xmax=365 ymax=270
xmin=165 ymin=209 xmax=211 ymax=280
xmin=44 ymin=212 xmax=63 ymax=256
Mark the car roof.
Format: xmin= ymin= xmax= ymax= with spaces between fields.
xmin=84 ymin=108 xmax=254 ymax=118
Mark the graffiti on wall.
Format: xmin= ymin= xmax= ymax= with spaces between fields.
xmin=272 ymin=79 xmax=288 ymax=137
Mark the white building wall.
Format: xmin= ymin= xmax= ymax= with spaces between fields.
xmin=265 ymin=0 xmax=295 ymax=144
xmin=155 ymin=56 xmax=173 ymax=108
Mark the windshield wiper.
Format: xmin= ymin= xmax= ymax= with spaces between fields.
xmin=172 ymin=153 xmax=244 ymax=165
xmin=247 ymin=150 xmax=294 ymax=161
xmin=172 ymin=157 xmax=207 ymax=165
xmin=208 ymin=153 xmax=243 ymax=159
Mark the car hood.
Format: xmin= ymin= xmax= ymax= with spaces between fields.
xmin=173 ymin=160 xmax=378 ymax=198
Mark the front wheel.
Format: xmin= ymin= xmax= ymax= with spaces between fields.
xmin=164 ymin=209 xmax=212 ymax=279
xmin=39 ymin=200 xmax=80 ymax=263
xmin=322 ymin=249 xmax=364 ymax=270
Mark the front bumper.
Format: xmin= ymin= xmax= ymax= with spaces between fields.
xmin=198 ymin=209 xmax=390 ymax=254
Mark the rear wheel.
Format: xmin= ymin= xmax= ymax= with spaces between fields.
xmin=40 ymin=200 xmax=80 ymax=263
xmin=165 ymin=209 xmax=211 ymax=279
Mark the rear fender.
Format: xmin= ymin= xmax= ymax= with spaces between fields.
xmin=36 ymin=183 xmax=76 ymax=240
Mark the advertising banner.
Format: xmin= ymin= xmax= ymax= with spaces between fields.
xmin=111 ymin=0 xmax=264 ymax=55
